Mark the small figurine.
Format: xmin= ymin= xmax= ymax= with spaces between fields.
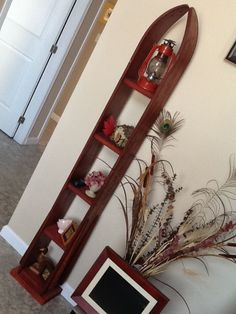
xmin=72 ymin=178 xmax=85 ymax=188
xmin=29 ymin=248 xmax=54 ymax=280
xmin=110 ymin=124 xmax=134 ymax=148
xmin=84 ymin=171 xmax=106 ymax=198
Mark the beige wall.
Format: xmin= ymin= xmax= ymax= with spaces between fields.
xmin=7 ymin=0 xmax=236 ymax=312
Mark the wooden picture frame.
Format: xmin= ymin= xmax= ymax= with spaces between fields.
xmin=225 ymin=40 xmax=236 ymax=64
xmin=60 ymin=222 xmax=77 ymax=245
xmin=71 ymin=246 xmax=169 ymax=314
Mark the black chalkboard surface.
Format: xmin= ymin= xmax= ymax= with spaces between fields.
xmin=71 ymin=247 xmax=169 ymax=314
xmin=89 ymin=266 xmax=149 ymax=314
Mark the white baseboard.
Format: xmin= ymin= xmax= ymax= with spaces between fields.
xmin=0 ymin=225 xmax=28 ymax=255
xmin=0 ymin=224 xmax=76 ymax=306
xmin=60 ymin=282 xmax=77 ymax=306
xmin=24 ymin=114 xmax=59 ymax=145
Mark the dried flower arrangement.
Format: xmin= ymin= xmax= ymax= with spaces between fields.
xmin=116 ymin=110 xmax=236 ymax=280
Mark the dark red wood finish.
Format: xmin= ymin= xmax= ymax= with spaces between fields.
xmin=10 ymin=267 xmax=62 ymax=304
xmin=71 ymin=246 xmax=169 ymax=313
xmin=11 ymin=5 xmax=198 ymax=304
xmin=124 ymin=78 xmax=153 ymax=98
xmin=93 ymin=133 xmax=123 ymax=155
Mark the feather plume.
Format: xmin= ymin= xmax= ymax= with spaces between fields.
xmin=148 ymin=110 xmax=184 ymax=154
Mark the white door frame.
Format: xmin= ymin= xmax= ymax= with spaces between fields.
xmin=31 ymin=0 xmax=106 ymax=145
xmin=13 ymin=0 xmax=93 ymax=144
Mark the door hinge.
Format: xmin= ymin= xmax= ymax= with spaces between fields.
xmin=18 ymin=116 xmax=25 ymax=124
xmin=50 ymin=44 xmax=58 ymax=54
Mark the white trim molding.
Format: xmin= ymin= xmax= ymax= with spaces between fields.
xmin=61 ymin=282 xmax=77 ymax=306
xmin=24 ymin=137 xmax=40 ymax=145
xmin=0 ymin=225 xmax=28 ymax=255
xmin=0 ymin=224 xmax=76 ymax=305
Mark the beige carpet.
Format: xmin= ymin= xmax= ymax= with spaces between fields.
xmin=0 ymin=237 xmax=73 ymax=313
xmin=0 ymin=131 xmax=73 ymax=313
xmin=0 ymin=131 xmax=43 ymax=229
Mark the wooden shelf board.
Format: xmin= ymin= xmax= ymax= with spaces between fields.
xmin=43 ymin=225 xmax=65 ymax=249
xmin=93 ymin=132 xmax=123 ymax=155
xmin=67 ymin=183 xmax=94 ymax=205
xmin=43 ymin=223 xmax=78 ymax=250
xmin=10 ymin=266 xmax=62 ymax=304
xmin=123 ymin=78 xmax=154 ymax=98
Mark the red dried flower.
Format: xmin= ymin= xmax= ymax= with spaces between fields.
xmin=102 ymin=115 xmax=116 ymax=136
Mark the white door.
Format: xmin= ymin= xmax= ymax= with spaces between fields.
xmin=0 ymin=0 xmax=75 ymax=137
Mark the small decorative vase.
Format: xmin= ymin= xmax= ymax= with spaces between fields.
xmin=85 ymin=183 xmax=101 ymax=198
xmin=84 ymin=171 xmax=106 ymax=198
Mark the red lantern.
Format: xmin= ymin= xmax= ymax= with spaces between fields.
xmin=137 ymin=39 xmax=176 ymax=92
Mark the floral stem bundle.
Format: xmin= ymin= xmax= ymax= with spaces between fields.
xmin=118 ymin=110 xmax=236 ymax=278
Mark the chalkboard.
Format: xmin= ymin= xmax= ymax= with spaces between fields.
xmin=71 ymin=247 xmax=169 ymax=314
xmin=89 ymin=266 xmax=149 ymax=314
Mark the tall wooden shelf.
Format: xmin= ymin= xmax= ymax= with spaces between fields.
xmin=10 ymin=5 xmax=198 ymax=304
